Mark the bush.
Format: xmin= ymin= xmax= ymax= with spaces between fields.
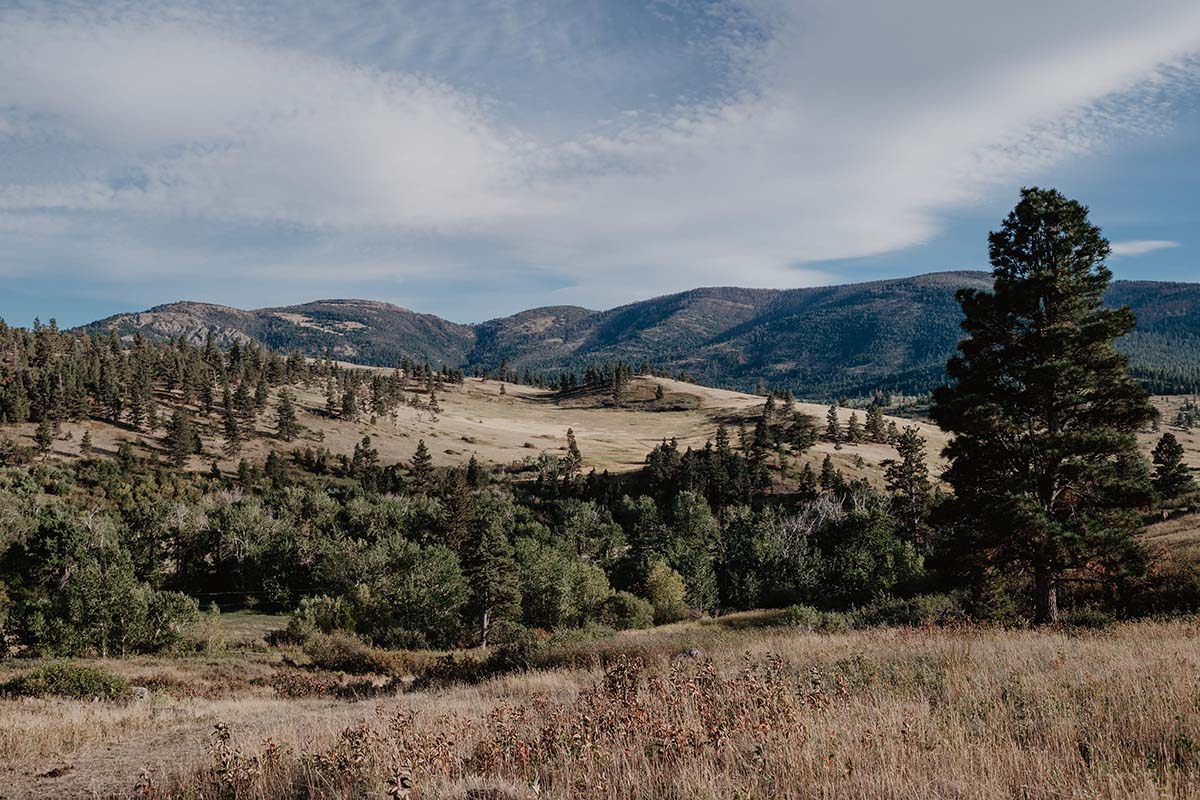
xmin=1059 ymin=606 xmax=1115 ymax=631
xmin=853 ymin=593 xmax=968 ymax=628
xmin=600 ymin=592 xmax=655 ymax=630
xmin=0 ymin=663 xmax=131 ymax=700
xmin=301 ymin=631 xmax=399 ymax=675
xmin=283 ymin=595 xmax=355 ymax=643
xmin=644 ymin=562 xmax=688 ymax=624
xmin=777 ymin=604 xmax=851 ymax=633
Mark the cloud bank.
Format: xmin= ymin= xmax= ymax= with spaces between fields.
xmin=1 ymin=0 xmax=1199 ymax=313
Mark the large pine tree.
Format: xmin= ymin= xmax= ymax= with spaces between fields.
xmin=931 ymin=188 xmax=1155 ymax=624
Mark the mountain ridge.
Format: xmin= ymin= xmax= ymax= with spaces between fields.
xmin=77 ymin=270 xmax=1200 ymax=398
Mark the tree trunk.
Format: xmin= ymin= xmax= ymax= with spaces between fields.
xmin=1034 ymin=569 xmax=1058 ymax=625
xmin=480 ymin=607 xmax=490 ymax=649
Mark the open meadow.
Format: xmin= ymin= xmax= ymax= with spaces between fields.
xmin=2 ymin=612 xmax=1200 ymax=799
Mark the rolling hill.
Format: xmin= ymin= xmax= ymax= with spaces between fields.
xmin=78 ymin=271 xmax=1200 ymax=399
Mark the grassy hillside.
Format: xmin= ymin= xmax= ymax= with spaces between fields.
xmin=75 ymin=271 xmax=1200 ymax=400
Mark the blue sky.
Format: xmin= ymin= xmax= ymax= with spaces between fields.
xmin=2 ymin=0 xmax=1199 ymax=327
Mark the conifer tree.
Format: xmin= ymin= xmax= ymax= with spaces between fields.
xmin=221 ymin=388 xmax=242 ymax=457
xmin=865 ymin=405 xmax=886 ymax=442
xmin=883 ymin=426 xmax=933 ymax=547
xmin=846 ymin=411 xmax=864 ymax=443
xmin=341 ymin=388 xmax=358 ymax=420
xmin=1151 ymin=432 xmax=1195 ymax=502
xmin=276 ymin=390 xmax=299 ymax=442
xmin=463 ymin=504 xmax=522 ymax=647
xmin=165 ymin=408 xmax=197 ymax=467
xmin=564 ymin=428 xmax=582 ymax=476
xmin=789 ymin=412 xmax=819 ymax=452
xmin=33 ymin=418 xmax=54 ymax=458
xmin=818 ymin=454 xmax=841 ymax=492
xmin=410 ymin=438 xmax=434 ymax=492
xmin=79 ymin=430 xmax=93 ymax=457
xmin=655 ymin=383 xmax=665 ymax=401
xmin=825 ymin=404 xmax=841 ymax=443
xmin=932 ymin=188 xmax=1155 ymax=624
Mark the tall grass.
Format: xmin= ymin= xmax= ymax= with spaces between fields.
xmin=169 ymin=619 xmax=1200 ymax=799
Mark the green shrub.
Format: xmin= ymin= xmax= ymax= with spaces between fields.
xmin=283 ymin=595 xmax=356 ymax=643
xmin=1059 ymin=606 xmax=1115 ymax=631
xmin=853 ymin=593 xmax=967 ymax=628
xmin=0 ymin=663 xmax=131 ymax=700
xmin=644 ymin=561 xmax=688 ymax=624
xmin=778 ymin=604 xmax=852 ymax=633
xmin=301 ymin=631 xmax=399 ymax=675
xmin=600 ymin=591 xmax=655 ymax=630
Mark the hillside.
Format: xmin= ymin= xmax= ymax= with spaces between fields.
xmin=77 ymin=271 xmax=1200 ymax=398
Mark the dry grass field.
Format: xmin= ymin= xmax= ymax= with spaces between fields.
xmin=3 ymin=616 xmax=1200 ymax=799
xmin=3 ymin=374 xmax=955 ymax=486
xmin=8 ymin=372 xmax=1197 ymax=491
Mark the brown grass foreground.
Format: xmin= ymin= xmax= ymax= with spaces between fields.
xmin=111 ymin=619 xmax=1200 ymax=800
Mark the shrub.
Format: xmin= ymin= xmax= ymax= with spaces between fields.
xmin=301 ymin=632 xmax=399 ymax=675
xmin=1059 ymin=606 xmax=1115 ymax=631
xmin=282 ymin=595 xmax=356 ymax=643
xmin=644 ymin=562 xmax=688 ymax=624
xmin=600 ymin=592 xmax=655 ymax=630
xmin=853 ymin=593 xmax=967 ymax=628
xmin=0 ymin=663 xmax=131 ymax=700
xmin=777 ymin=604 xmax=852 ymax=633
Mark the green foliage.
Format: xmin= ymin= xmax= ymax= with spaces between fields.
xmin=300 ymin=631 xmax=400 ymax=675
xmin=852 ymin=593 xmax=967 ymax=628
xmin=1 ymin=663 xmax=131 ymax=700
xmin=1152 ymin=432 xmax=1196 ymax=502
xmin=600 ymin=591 xmax=655 ymax=630
xmin=933 ymin=188 xmax=1156 ymax=624
xmin=644 ymin=561 xmax=688 ymax=624
xmin=777 ymin=604 xmax=850 ymax=633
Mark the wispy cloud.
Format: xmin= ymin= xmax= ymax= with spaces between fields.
xmin=1 ymin=0 xmax=1199 ymax=313
xmin=1110 ymin=239 xmax=1183 ymax=256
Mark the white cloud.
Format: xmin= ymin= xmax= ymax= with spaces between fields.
xmin=1110 ymin=239 xmax=1183 ymax=256
xmin=1 ymin=1 xmax=1200 ymax=311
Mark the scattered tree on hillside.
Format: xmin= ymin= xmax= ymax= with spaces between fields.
xmin=276 ymin=390 xmax=299 ymax=442
xmin=165 ymin=408 xmax=199 ymax=467
xmin=410 ymin=438 xmax=434 ymax=492
xmin=1152 ymin=432 xmax=1195 ymax=503
xmin=883 ymin=426 xmax=933 ymax=548
xmin=825 ymin=405 xmax=841 ymax=443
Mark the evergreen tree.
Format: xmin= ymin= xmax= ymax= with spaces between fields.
xmin=463 ymin=502 xmax=522 ymax=647
xmin=1151 ymin=432 xmax=1195 ymax=502
xmin=825 ymin=404 xmax=841 ymax=443
xmin=819 ymin=454 xmax=841 ymax=492
xmin=564 ymin=428 xmax=582 ymax=476
xmin=276 ymin=390 xmax=299 ymax=442
xmin=655 ymin=383 xmax=665 ymax=401
xmin=79 ymin=430 xmax=93 ymax=457
xmin=221 ymin=389 xmax=242 ymax=457
xmin=865 ymin=405 xmax=886 ymax=442
xmin=846 ymin=411 xmax=864 ymax=443
xmin=410 ymin=438 xmax=434 ymax=492
xmin=789 ymin=412 xmax=820 ymax=452
xmin=341 ymin=388 xmax=358 ymax=420
xmin=883 ymin=426 xmax=933 ymax=547
xmin=33 ymin=418 xmax=54 ymax=458
xmin=164 ymin=408 xmax=197 ymax=467
xmin=931 ymin=188 xmax=1155 ymax=624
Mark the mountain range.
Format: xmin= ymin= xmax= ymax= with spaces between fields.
xmin=78 ymin=271 xmax=1200 ymax=399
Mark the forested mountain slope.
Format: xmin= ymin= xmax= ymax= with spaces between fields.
xmin=76 ymin=271 xmax=1200 ymax=397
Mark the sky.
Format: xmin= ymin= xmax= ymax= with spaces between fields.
xmin=2 ymin=0 xmax=1200 ymax=327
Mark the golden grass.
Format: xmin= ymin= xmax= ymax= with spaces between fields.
xmin=5 ymin=375 xmax=952 ymax=484
xmin=151 ymin=619 xmax=1200 ymax=800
